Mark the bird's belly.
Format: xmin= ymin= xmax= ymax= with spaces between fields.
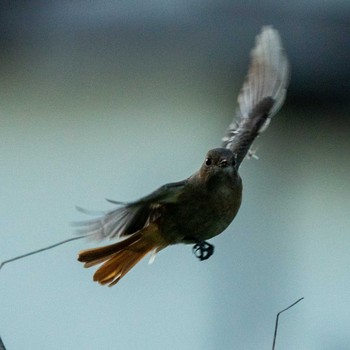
xmin=160 ymin=185 xmax=242 ymax=244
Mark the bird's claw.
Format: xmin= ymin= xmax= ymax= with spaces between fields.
xmin=192 ymin=241 xmax=214 ymax=261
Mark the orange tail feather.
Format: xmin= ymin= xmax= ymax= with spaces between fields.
xmin=78 ymin=224 xmax=166 ymax=286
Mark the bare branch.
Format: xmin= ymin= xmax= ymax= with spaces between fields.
xmin=0 ymin=235 xmax=87 ymax=270
xmin=272 ymin=297 xmax=304 ymax=350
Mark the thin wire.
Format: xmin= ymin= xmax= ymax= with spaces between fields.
xmin=272 ymin=297 xmax=304 ymax=350
xmin=0 ymin=235 xmax=87 ymax=270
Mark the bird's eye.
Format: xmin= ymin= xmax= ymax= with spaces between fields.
xmin=205 ymin=158 xmax=212 ymax=166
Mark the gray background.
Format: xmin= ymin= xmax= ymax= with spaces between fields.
xmin=1 ymin=1 xmax=350 ymax=349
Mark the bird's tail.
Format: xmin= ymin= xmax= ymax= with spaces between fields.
xmin=78 ymin=224 xmax=166 ymax=286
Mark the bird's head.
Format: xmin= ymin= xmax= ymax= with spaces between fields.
xmin=199 ymin=148 xmax=237 ymax=182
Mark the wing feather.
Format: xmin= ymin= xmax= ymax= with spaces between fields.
xmin=73 ymin=180 xmax=186 ymax=241
xmin=222 ymin=26 xmax=290 ymax=166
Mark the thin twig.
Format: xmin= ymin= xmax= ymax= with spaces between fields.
xmin=272 ymin=297 xmax=304 ymax=350
xmin=0 ymin=235 xmax=87 ymax=270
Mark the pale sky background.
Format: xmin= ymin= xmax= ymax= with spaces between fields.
xmin=1 ymin=1 xmax=350 ymax=349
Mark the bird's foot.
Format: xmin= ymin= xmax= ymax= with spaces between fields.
xmin=192 ymin=241 xmax=214 ymax=261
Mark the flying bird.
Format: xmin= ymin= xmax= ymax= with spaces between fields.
xmin=76 ymin=26 xmax=289 ymax=286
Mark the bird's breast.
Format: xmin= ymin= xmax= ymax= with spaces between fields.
xmin=159 ymin=175 xmax=242 ymax=243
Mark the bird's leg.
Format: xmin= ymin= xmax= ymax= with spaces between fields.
xmin=192 ymin=241 xmax=214 ymax=261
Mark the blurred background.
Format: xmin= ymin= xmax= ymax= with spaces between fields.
xmin=1 ymin=1 xmax=350 ymax=349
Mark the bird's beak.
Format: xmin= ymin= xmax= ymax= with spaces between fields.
xmin=218 ymin=159 xmax=228 ymax=167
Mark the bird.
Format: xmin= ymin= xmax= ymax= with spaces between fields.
xmin=76 ymin=26 xmax=290 ymax=287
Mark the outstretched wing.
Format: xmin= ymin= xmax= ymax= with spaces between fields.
xmin=222 ymin=26 xmax=289 ymax=167
xmin=74 ymin=180 xmax=187 ymax=241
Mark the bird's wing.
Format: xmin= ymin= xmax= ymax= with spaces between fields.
xmin=74 ymin=180 xmax=187 ymax=241
xmin=221 ymin=26 xmax=290 ymax=167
